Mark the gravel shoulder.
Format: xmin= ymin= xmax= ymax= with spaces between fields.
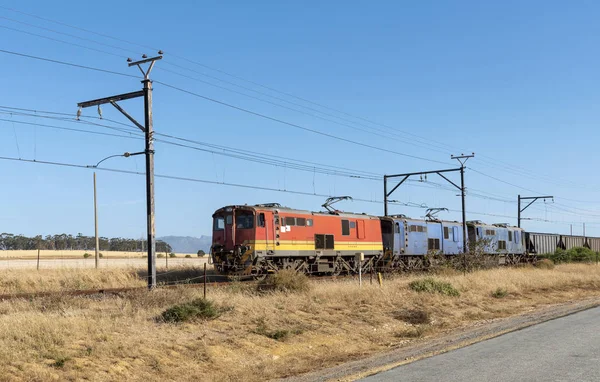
xmin=282 ymin=297 xmax=600 ymax=382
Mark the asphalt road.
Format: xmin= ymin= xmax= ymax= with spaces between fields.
xmin=363 ymin=306 xmax=600 ymax=382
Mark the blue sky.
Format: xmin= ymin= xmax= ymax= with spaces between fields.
xmin=1 ymin=0 xmax=600 ymax=238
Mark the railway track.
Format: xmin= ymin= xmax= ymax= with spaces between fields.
xmin=0 ymin=280 xmax=234 ymax=301
xmin=0 ymin=273 xmax=365 ymax=302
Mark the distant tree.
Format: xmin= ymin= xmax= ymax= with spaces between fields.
xmin=197 ymin=250 xmax=206 ymax=257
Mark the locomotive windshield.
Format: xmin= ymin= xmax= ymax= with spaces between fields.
xmin=235 ymin=210 xmax=255 ymax=229
xmin=213 ymin=216 xmax=225 ymax=231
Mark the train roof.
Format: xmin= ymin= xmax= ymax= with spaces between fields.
xmin=214 ymin=204 xmax=381 ymax=220
xmin=466 ymin=220 xmax=522 ymax=230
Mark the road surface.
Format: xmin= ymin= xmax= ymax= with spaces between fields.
xmin=0 ymin=257 xmax=211 ymax=269
xmin=363 ymin=306 xmax=600 ymax=382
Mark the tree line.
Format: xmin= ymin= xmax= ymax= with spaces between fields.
xmin=0 ymin=233 xmax=172 ymax=253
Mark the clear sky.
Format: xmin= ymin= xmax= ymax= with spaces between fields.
xmin=1 ymin=0 xmax=600 ymax=239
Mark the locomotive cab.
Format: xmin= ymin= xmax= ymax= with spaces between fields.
xmin=211 ymin=206 xmax=258 ymax=272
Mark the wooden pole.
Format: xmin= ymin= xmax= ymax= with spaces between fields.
xmin=203 ymin=263 xmax=207 ymax=299
xmin=165 ymin=251 xmax=168 ymax=269
xmin=94 ymin=172 xmax=99 ymax=269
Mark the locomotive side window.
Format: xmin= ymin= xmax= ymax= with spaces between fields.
xmin=498 ymin=240 xmax=507 ymax=250
xmin=508 ymin=231 xmax=513 ymax=242
xmin=306 ymin=219 xmax=313 ymax=227
xmin=453 ymin=226 xmax=459 ymax=242
xmin=410 ymin=225 xmax=427 ymax=233
xmin=350 ymin=221 xmax=356 ymax=229
xmin=257 ymin=213 xmax=265 ymax=228
xmin=394 ymin=223 xmax=401 ymax=234
xmin=226 ymin=215 xmax=233 ymax=225
xmin=341 ymin=220 xmax=350 ymax=236
xmin=444 ymin=226 xmax=449 ymax=239
xmin=213 ymin=216 xmax=225 ymax=230
xmin=284 ymin=217 xmax=296 ymax=226
xmin=297 ymin=217 xmax=306 ymax=226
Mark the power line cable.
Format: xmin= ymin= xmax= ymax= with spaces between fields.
xmin=153 ymin=80 xmax=452 ymax=165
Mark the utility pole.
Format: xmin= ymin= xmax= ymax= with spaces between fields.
xmin=383 ymin=152 xmax=474 ymax=255
xmin=78 ymin=52 xmax=162 ymax=289
xmin=94 ymin=172 xmax=99 ymax=269
xmin=451 ymin=153 xmax=475 ymax=255
xmin=517 ymin=194 xmax=553 ymax=228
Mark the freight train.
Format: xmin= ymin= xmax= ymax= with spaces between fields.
xmin=210 ymin=201 xmax=594 ymax=278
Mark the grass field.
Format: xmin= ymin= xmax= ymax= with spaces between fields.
xmin=0 ymin=250 xmax=199 ymax=259
xmin=0 ymin=264 xmax=599 ymax=381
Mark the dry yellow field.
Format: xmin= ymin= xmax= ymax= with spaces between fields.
xmin=0 ymin=264 xmax=599 ymax=381
xmin=0 ymin=250 xmax=197 ymax=259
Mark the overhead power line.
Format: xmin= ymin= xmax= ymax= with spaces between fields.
xmin=0 ymin=48 xmax=138 ymax=78
xmin=153 ymin=80 xmax=451 ymax=165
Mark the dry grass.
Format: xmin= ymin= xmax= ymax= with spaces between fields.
xmin=0 ymin=264 xmax=599 ymax=381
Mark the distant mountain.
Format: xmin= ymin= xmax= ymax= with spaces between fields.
xmin=158 ymin=235 xmax=211 ymax=254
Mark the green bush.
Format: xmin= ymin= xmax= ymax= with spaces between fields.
xmin=491 ymin=287 xmax=508 ymax=299
xmin=258 ymin=269 xmax=310 ymax=293
xmin=409 ymin=277 xmax=460 ymax=297
xmin=185 ymin=254 xmax=192 ymax=258
xmin=540 ymin=247 xmax=597 ymax=264
xmin=83 ymin=253 xmax=91 ymax=258
xmin=159 ymin=298 xmax=219 ymax=323
xmin=99 ymin=253 xmax=103 ymax=258
xmin=157 ymin=253 xmax=165 ymax=258
xmin=567 ymin=247 xmax=595 ymax=263
xmin=169 ymin=253 xmax=177 ymax=258
xmin=197 ymin=250 xmax=206 ymax=257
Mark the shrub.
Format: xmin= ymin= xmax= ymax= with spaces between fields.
xmin=169 ymin=253 xmax=177 ymax=258
xmin=197 ymin=250 xmax=206 ymax=257
xmin=157 ymin=254 xmax=165 ymax=258
xmin=51 ymin=356 xmax=71 ymax=368
xmin=258 ymin=269 xmax=310 ymax=293
xmin=535 ymin=258 xmax=555 ymax=270
xmin=394 ymin=309 xmax=431 ymax=325
xmin=253 ymin=317 xmax=302 ymax=341
xmin=159 ymin=298 xmax=219 ymax=323
xmin=83 ymin=253 xmax=91 ymax=258
xmin=185 ymin=254 xmax=192 ymax=258
xmin=491 ymin=287 xmax=508 ymax=299
xmin=99 ymin=253 xmax=103 ymax=258
xmin=409 ymin=277 xmax=460 ymax=297
xmin=567 ymin=247 xmax=595 ymax=263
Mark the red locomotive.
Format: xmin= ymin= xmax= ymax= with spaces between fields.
xmin=211 ymin=198 xmax=383 ymax=277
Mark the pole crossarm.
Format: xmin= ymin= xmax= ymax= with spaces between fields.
xmin=517 ymin=194 xmax=553 ymax=228
xmin=77 ymin=90 xmax=144 ymax=108
xmin=519 ymin=196 xmax=554 ymax=213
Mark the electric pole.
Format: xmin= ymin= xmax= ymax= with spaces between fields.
xmin=383 ymin=152 xmax=474 ymax=255
xmin=451 ymin=153 xmax=475 ymax=254
xmin=78 ymin=52 xmax=162 ymax=289
xmin=94 ymin=172 xmax=99 ymax=269
xmin=517 ymin=194 xmax=553 ymax=228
